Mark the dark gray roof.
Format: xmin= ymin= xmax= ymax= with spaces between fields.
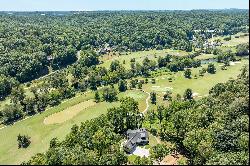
xmin=123 ymin=128 xmax=149 ymax=153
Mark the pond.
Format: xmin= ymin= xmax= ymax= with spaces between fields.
xmin=200 ymin=58 xmax=217 ymax=64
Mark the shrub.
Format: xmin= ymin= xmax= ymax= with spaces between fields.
xmin=17 ymin=134 xmax=31 ymax=148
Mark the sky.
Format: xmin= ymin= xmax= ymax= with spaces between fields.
xmin=0 ymin=0 xmax=249 ymax=11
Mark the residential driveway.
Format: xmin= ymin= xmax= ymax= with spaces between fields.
xmin=131 ymin=146 xmax=150 ymax=157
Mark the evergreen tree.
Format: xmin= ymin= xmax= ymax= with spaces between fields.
xmin=17 ymin=134 xmax=31 ymax=148
xmin=183 ymin=88 xmax=193 ymax=101
xmin=184 ymin=69 xmax=192 ymax=78
xmin=207 ymin=63 xmax=216 ymax=74
xmin=94 ymin=91 xmax=100 ymax=103
xmin=150 ymin=92 xmax=157 ymax=105
xmin=118 ymin=80 xmax=127 ymax=92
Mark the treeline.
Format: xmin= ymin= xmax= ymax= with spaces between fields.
xmin=0 ymin=41 xmax=247 ymax=125
xmin=0 ymin=10 xmax=248 ymax=84
xmin=144 ymin=66 xmax=249 ymax=165
xmin=0 ymin=50 xmax=201 ymax=124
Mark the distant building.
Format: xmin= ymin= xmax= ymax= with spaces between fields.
xmin=123 ymin=128 xmax=149 ymax=153
xmin=194 ymin=29 xmax=215 ymax=33
xmin=97 ymin=47 xmax=112 ymax=55
xmin=47 ymin=55 xmax=53 ymax=61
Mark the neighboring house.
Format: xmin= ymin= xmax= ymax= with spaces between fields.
xmin=97 ymin=47 xmax=112 ymax=55
xmin=123 ymin=128 xmax=149 ymax=153
xmin=47 ymin=55 xmax=53 ymax=61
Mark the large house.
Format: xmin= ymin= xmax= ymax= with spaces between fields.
xmin=123 ymin=128 xmax=149 ymax=153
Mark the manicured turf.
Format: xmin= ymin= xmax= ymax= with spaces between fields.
xmin=0 ymin=92 xmax=118 ymax=164
xmin=194 ymin=53 xmax=216 ymax=60
xmin=100 ymin=49 xmax=191 ymax=69
xmin=0 ymin=89 xmax=148 ymax=164
xmin=142 ymin=59 xmax=249 ymax=108
xmin=209 ymin=32 xmax=249 ymax=47
xmin=0 ymin=33 xmax=248 ymax=164
xmin=44 ymin=99 xmax=96 ymax=125
xmin=149 ymin=133 xmax=159 ymax=147
xmin=118 ymin=90 xmax=148 ymax=112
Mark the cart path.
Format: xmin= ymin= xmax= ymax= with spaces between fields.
xmin=142 ymin=91 xmax=150 ymax=114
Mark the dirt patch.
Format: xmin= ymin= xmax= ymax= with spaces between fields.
xmin=229 ymin=61 xmax=235 ymax=66
xmin=44 ymin=99 xmax=96 ymax=125
xmin=192 ymin=92 xmax=199 ymax=97
xmin=160 ymin=154 xmax=184 ymax=165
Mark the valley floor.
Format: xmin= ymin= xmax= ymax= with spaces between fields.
xmin=0 ymin=32 xmax=249 ymax=164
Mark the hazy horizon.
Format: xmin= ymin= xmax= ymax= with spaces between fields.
xmin=1 ymin=8 xmax=249 ymax=12
xmin=0 ymin=0 xmax=248 ymax=11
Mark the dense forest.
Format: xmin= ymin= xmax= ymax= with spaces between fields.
xmin=0 ymin=9 xmax=249 ymax=129
xmin=0 ymin=10 xmax=248 ymax=84
xmin=23 ymin=66 xmax=249 ymax=165
xmin=0 ymin=10 xmax=249 ymax=165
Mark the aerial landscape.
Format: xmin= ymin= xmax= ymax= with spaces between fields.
xmin=0 ymin=0 xmax=249 ymax=165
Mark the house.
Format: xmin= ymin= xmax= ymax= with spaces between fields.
xmin=123 ymin=128 xmax=149 ymax=153
xmin=47 ymin=55 xmax=53 ymax=61
xmin=97 ymin=47 xmax=112 ymax=55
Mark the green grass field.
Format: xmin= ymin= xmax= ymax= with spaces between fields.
xmin=1 ymin=56 xmax=248 ymax=164
xmin=209 ymin=32 xmax=249 ymax=47
xmin=142 ymin=59 xmax=249 ymax=109
xmin=0 ymin=30 xmax=248 ymax=164
xmin=118 ymin=90 xmax=148 ymax=112
xmin=100 ymin=48 xmax=191 ymax=69
xmin=194 ymin=53 xmax=217 ymax=60
xmin=0 ymin=89 xmax=148 ymax=164
xmin=44 ymin=99 xmax=96 ymax=125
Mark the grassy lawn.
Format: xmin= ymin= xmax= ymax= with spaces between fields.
xmin=118 ymin=90 xmax=148 ymax=112
xmin=128 ymin=154 xmax=138 ymax=163
xmin=0 ymin=91 xmax=119 ymax=164
xmin=142 ymin=59 xmax=248 ymax=108
xmin=149 ymin=133 xmax=159 ymax=147
xmin=0 ymin=32 xmax=248 ymax=164
xmin=222 ymin=34 xmax=249 ymax=47
xmin=0 ymin=89 xmax=150 ymax=164
xmin=209 ymin=32 xmax=249 ymax=47
xmin=100 ymin=49 xmax=191 ymax=69
xmin=194 ymin=53 xmax=216 ymax=60
xmin=44 ymin=99 xmax=96 ymax=125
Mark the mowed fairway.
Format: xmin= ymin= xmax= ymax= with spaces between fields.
xmin=44 ymin=99 xmax=96 ymax=125
xmin=0 ymin=92 xmax=119 ymax=164
xmin=0 ymin=89 xmax=148 ymax=164
xmin=143 ymin=59 xmax=249 ymax=108
xmin=100 ymin=49 xmax=191 ymax=69
xmin=209 ymin=32 xmax=249 ymax=47
xmin=118 ymin=90 xmax=148 ymax=112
